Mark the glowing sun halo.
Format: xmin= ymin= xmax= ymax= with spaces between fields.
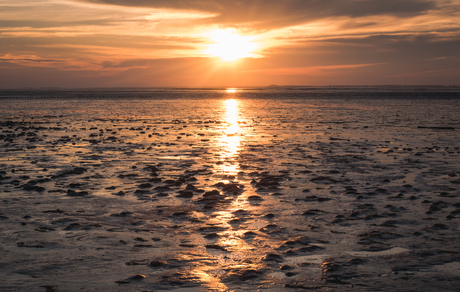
xmin=205 ymin=29 xmax=257 ymax=62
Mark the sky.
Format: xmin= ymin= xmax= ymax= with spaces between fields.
xmin=0 ymin=0 xmax=459 ymax=88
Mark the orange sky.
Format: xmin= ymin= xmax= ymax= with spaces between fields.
xmin=0 ymin=0 xmax=459 ymax=87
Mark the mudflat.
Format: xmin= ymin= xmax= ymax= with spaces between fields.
xmin=1 ymin=89 xmax=459 ymax=291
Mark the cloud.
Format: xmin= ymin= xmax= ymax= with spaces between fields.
xmin=81 ymin=0 xmax=439 ymax=29
xmin=248 ymin=63 xmax=385 ymax=76
xmin=1 ymin=0 xmax=459 ymax=87
xmin=0 ymin=54 xmax=60 ymax=65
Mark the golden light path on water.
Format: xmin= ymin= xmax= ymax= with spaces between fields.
xmin=188 ymin=94 xmax=267 ymax=290
xmin=216 ymin=98 xmax=241 ymax=176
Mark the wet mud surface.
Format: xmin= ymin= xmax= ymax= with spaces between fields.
xmin=1 ymin=92 xmax=460 ymax=291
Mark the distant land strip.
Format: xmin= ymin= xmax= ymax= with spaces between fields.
xmin=417 ymin=126 xmax=455 ymax=130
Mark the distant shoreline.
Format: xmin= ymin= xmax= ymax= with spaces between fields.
xmin=1 ymin=85 xmax=460 ymax=91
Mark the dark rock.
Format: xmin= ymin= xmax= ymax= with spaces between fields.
xmin=262 ymin=253 xmax=283 ymax=262
xmin=321 ymin=262 xmax=342 ymax=274
xmin=42 ymin=209 xmax=65 ymax=214
xmin=177 ymin=190 xmax=194 ymax=198
xmin=205 ymin=244 xmax=227 ymax=251
xmin=203 ymin=190 xmax=221 ymax=197
xmin=242 ymin=231 xmax=257 ymax=238
xmin=196 ymin=189 xmax=228 ymax=209
xmin=259 ymin=224 xmax=278 ymax=233
xmin=384 ymin=205 xmax=400 ymax=213
xmin=432 ymin=223 xmax=449 ymax=230
xmin=138 ymin=183 xmax=152 ymax=189
xmin=228 ymin=218 xmax=243 ymax=225
xmin=148 ymin=260 xmax=168 ymax=268
xmin=35 ymin=226 xmax=56 ymax=232
xmin=233 ymin=209 xmax=247 ymax=216
xmin=310 ymin=176 xmax=338 ymax=184
xmin=380 ymin=220 xmax=398 ymax=227
xmin=22 ymin=185 xmax=45 ymax=192
xmin=348 ymin=258 xmax=366 ymax=265
xmin=364 ymin=214 xmax=383 ymax=220
xmin=440 ymin=191 xmax=456 ymax=197
xmin=66 ymin=189 xmax=89 ymax=197
xmin=40 ymin=285 xmax=57 ymax=292
xmin=199 ymin=226 xmax=228 ymax=233
xmin=276 ymin=236 xmax=310 ymax=251
xmin=204 ymin=233 xmax=220 ymax=239
xmin=57 ymin=167 xmax=87 ymax=177
xmin=113 ymin=191 xmax=126 ymax=196
xmin=222 ymin=269 xmax=265 ymax=283
xmin=164 ymin=179 xmax=182 ymax=186
xmin=220 ymin=183 xmax=244 ymax=195
xmin=280 ymin=265 xmax=293 ymax=271
xmin=17 ymin=242 xmax=44 ymax=248
xmin=68 ymin=183 xmax=83 ymax=188
xmin=248 ymin=195 xmax=263 ymax=201
xmin=302 ymin=209 xmax=327 ymax=216
xmin=144 ymin=165 xmax=159 ymax=172
xmin=255 ymin=175 xmax=284 ymax=188
xmin=427 ymin=204 xmax=441 ymax=213
xmin=417 ymin=126 xmax=455 ymax=130
xmin=450 ymin=209 xmax=460 ymax=216
xmin=125 ymin=259 xmax=150 ymax=266
xmin=134 ymin=189 xmax=150 ymax=195
xmin=369 ymin=188 xmax=388 ymax=195
xmin=63 ymin=223 xmax=81 ymax=230
xmin=171 ymin=211 xmax=188 ymax=217
xmin=154 ymin=185 xmax=171 ymax=192
xmin=118 ymin=173 xmax=138 ymax=179
xmin=303 ymin=195 xmax=331 ymax=202
xmin=426 ymin=201 xmax=450 ymax=214
xmin=297 ymin=245 xmax=324 ymax=252
xmin=129 ymin=274 xmax=145 ymax=280
xmin=111 ymin=211 xmax=132 ymax=217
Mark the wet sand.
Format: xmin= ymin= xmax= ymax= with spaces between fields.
xmin=1 ymin=92 xmax=460 ymax=291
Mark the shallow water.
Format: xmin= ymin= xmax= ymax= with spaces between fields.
xmin=1 ymin=88 xmax=460 ymax=291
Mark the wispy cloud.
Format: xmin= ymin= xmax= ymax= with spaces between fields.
xmin=245 ymin=63 xmax=385 ymax=76
xmin=80 ymin=0 xmax=441 ymax=29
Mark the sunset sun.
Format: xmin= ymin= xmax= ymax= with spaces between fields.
xmin=205 ymin=29 xmax=258 ymax=61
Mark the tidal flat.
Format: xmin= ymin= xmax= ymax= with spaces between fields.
xmin=1 ymin=88 xmax=459 ymax=291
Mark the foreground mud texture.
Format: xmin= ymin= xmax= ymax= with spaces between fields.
xmin=1 ymin=93 xmax=460 ymax=291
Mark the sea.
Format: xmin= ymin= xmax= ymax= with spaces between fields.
xmin=0 ymin=86 xmax=459 ymax=291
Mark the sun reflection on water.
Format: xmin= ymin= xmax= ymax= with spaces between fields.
xmin=186 ymin=98 xmax=269 ymax=290
xmin=217 ymin=99 xmax=242 ymax=175
xmin=189 ymin=199 xmax=266 ymax=290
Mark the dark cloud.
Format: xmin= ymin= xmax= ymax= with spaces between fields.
xmin=0 ymin=57 xmax=57 ymax=63
xmin=0 ymin=19 xmax=115 ymax=29
xmin=82 ymin=0 xmax=438 ymax=28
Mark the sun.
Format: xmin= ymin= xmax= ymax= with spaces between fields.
xmin=205 ymin=29 xmax=258 ymax=62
